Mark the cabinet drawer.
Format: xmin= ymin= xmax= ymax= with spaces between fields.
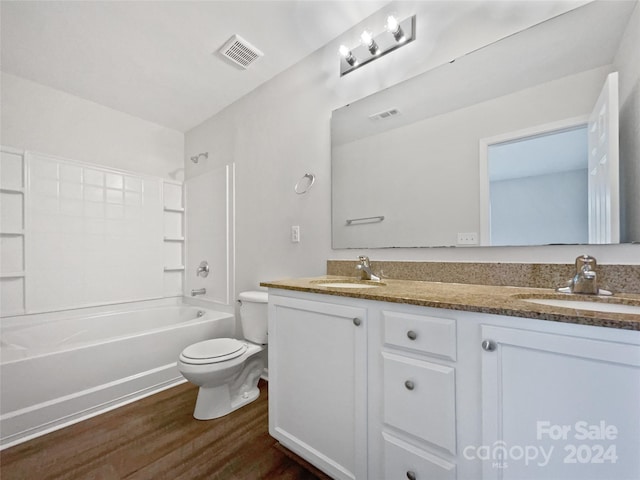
xmin=383 ymin=310 xmax=456 ymax=360
xmin=383 ymin=352 xmax=456 ymax=454
xmin=384 ymin=433 xmax=456 ymax=480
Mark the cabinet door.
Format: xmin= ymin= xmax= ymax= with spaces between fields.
xmin=481 ymin=325 xmax=640 ymax=480
xmin=268 ymin=295 xmax=367 ymax=480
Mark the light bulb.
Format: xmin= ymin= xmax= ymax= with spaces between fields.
xmin=360 ymin=30 xmax=380 ymax=55
xmin=338 ymin=45 xmax=358 ymax=66
xmin=360 ymin=30 xmax=373 ymax=47
xmin=386 ymin=16 xmax=399 ymax=33
xmin=386 ymin=15 xmax=405 ymax=43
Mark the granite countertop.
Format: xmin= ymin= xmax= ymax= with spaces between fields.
xmin=260 ymin=276 xmax=640 ymax=331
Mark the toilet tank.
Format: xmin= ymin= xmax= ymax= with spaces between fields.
xmin=238 ymin=291 xmax=268 ymax=344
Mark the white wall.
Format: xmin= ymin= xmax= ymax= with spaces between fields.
xmin=1 ymin=72 xmax=184 ymax=180
xmin=490 ymin=169 xmax=588 ymax=246
xmin=185 ymin=0 xmax=639 ymax=294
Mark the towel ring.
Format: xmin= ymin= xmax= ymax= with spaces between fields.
xmin=294 ymin=173 xmax=315 ymax=194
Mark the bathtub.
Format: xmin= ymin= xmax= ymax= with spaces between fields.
xmin=0 ymin=299 xmax=235 ymax=449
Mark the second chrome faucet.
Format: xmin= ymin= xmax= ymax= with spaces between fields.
xmin=556 ymin=255 xmax=612 ymax=296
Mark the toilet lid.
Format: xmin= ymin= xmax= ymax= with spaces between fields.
xmin=180 ymin=338 xmax=247 ymax=365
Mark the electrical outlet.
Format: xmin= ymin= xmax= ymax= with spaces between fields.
xmin=291 ymin=225 xmax=300 ymax=243
xmin=457 ymin=232 xmax=478 ymax=245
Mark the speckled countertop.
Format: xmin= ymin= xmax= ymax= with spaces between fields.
xmin=260 ymin=276 xmax=640 ymax=331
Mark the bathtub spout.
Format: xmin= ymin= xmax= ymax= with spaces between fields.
xmin=191 ymin=288 xmax=206 ymax=297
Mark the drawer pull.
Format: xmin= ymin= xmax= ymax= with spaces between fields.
xmin=404 ymin=380 xmax=415 ymax=391
xmin=407 ymin=330 xmax=417 ymax=340
xmin=406 ymin=471 xmax=417 ymax=480
xmin=353 ymin=318 xmax=362 ymax=326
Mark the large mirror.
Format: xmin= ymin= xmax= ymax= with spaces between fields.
xmin=331 ymin=0 xmax=639 ymax=248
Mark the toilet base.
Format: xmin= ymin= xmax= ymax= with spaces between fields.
xmin=193 ymin=384 xmax=260 ymax=420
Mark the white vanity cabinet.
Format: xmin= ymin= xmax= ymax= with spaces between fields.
xmin=480 ymin=323 xmax=640 ymax=480
xmin=266 ymin=287 xmax=640 ymax=480
xmin=268 ymin=294 xmax=368 ymax=480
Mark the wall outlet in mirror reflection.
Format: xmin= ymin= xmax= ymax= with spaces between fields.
xmin=457 ymin=232 xmax=478 ymax=245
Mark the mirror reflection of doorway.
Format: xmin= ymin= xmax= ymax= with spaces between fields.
xmin=488 ymin=125 xmax=589 ymax=246
xmin=480 ymin=72 xmax=619 ymax=246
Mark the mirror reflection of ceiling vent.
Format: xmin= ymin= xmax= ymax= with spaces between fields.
xmin=218 ymin=34 xmax=264 ymax=69
xmin=369 ymin=108 xmax=401 ymax=121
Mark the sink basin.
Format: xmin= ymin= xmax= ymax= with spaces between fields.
xmin=312 ymin=279 xmax=385 ymax=289
xmin=521 ymin=298 xmax=640 ymax=315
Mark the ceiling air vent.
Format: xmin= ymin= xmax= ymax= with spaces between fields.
xmin=218 ymin=34 xmax=264 ymax=69
xmin=369 ymin=108 xmax=401 ymax=121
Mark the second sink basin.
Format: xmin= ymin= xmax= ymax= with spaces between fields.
xmin=521 ymin=298 xmax=640 ymax=315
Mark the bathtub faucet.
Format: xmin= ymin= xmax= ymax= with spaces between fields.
xmin=191 ymin=288 xmax=206 ymax=296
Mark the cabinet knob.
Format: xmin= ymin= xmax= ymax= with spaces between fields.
xmin=407 ymin=330 xmax=417 ymax=340
xmin=406 ymin=471 xmax=417 ymax=480
xmin=404 ymin=380 xmax=415 ymax=391
xmin=482 ymin=339 xmax=496 ymax=352
xmin=353 ymin=317 xmax=362 ymax=326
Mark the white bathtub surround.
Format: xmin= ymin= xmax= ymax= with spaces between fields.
xmin=0 ymin=298 xmax=234 ymax=449
xmin=0 ymin=148 xmax=188 ymax=316
xmin=185 ymin=163 xmax=235 ymax=305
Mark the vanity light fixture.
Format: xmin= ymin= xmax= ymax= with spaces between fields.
xmin=339 ymin=14 xmax=416 ymax=76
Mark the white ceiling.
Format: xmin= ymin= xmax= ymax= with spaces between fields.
xmin=0 ymin=0 xmax=389 ymax=132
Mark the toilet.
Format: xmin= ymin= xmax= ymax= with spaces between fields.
xmin=177 ymin=291 xmax=268 ymax=420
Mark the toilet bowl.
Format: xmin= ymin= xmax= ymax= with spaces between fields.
xmin=177 ymin=291 xmax=268 ymax=420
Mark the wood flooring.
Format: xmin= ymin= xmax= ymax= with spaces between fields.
xmin=0 ymin=380 xmax=331 ymax=480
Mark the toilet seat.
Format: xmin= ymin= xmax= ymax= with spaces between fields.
xmin=180 ymin=338 xmax=248 ymax=365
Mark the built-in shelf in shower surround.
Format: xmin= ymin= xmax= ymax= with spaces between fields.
xmin=0 ymin=148 xmax=177 ymax=315
xmin=0 ymin=147 xmax=26 ymax=315
xmin=0 ymin=187 xmax=24 ymax=194
xmin=162 ymin=181 xmax=185 ymax=296
xmin=0 ymin=272 xmax=25 ymax=278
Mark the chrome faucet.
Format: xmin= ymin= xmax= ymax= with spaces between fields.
xmin=556 ymin=255 xmax=611 ymax=295
xmin=355 ymin=255 xmax=381 ymax=282
xmin=191 ymin=288 xmax=206 ymax=296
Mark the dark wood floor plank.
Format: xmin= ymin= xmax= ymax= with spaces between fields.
xmin=1 ymin=380 xmax=327 ymax=480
